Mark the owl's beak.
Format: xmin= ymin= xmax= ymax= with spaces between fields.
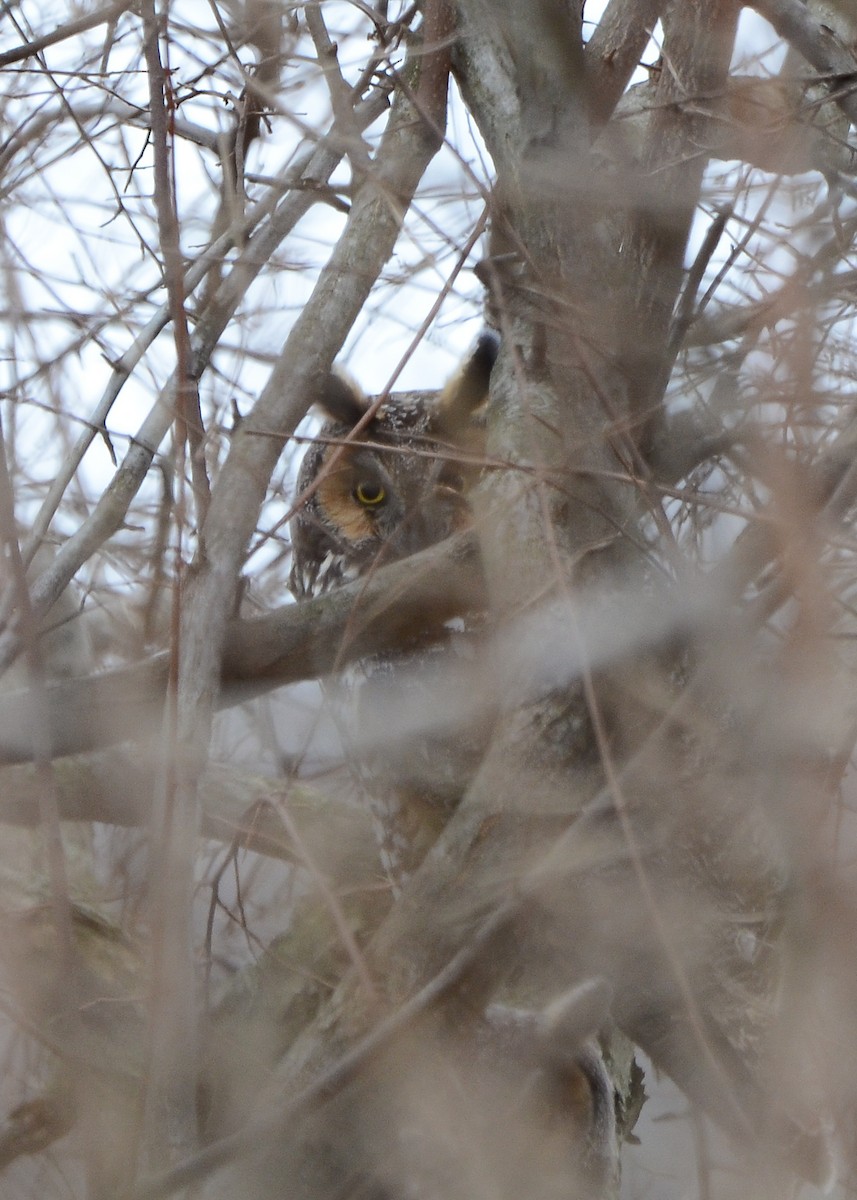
xmin=385 ymin=488 xmax=471 ymax=559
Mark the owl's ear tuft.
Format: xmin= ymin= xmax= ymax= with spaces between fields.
xmin=437 ymin=330 xmax=500 ymax=435
xmin=469 ymin=329 xmax=501 ymax=378
xmin=317 ymin=373 xmax=368 ymax=428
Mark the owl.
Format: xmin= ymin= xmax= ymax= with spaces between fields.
xmin=288 ymin=332 xmax=499 ymax=600
xmin=285 ymin=335 xmax=626 ymax=1192
xmin=288 ymin=333 xmax=499 ymax=887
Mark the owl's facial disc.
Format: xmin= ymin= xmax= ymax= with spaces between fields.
xmin=316 ymin=447 xmax=396 ymax=544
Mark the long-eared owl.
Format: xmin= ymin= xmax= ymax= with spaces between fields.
xmin=288 ymin=333 xmax=499 ymax=888
xmin=289 ymin=332 xmax=499 ymax=600
xmin=286 ymin=334 xmax=624 ymax=1195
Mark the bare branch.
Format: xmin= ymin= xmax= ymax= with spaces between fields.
xmin=141 ymin=0 xmax=210 ymax=522
xmin=584 ymin=0 xmax=665 ymax=125
xmin=0 ymin=0 xmax=132 ymax=68
xmin=624 ymin=0 xmax=741 ymax=446
xmin=751 ymin=0 xmax=857 ymax=126
xmin=0 ymin=751 xmax=375 ymax=880
xmin=609 ymin=73 xmax=857 ymax=177
xmin=0 ymin=531 xmax=482 ymax=763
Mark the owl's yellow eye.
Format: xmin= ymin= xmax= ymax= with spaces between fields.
xmin=354 ymin=481 xmax=386 ymax=507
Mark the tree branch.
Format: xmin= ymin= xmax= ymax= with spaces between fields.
xmin=0 ymin=530 xmax=482 ymax=764
xmin=751 ymin=0 xmax=857 ymax=127
xmin=623 ymin=0 xmax=741 ymax=448
xmin=141 ymin=0 xmax=210 ymax=521
xmin=608 ymin=73 xmax=857 ymax=178
xmin=584 ymin=0 xmax=665 ymax=126
xmin=0 ymin=0 xmax=132 ymax=68
xmin=0 ymin=750 xmax=376 ymax=880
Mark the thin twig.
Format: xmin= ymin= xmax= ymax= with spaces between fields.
xmin=667 ymin=205 xmax=731 ymax=357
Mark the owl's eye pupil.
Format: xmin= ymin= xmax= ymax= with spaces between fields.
xmin=354 ymin=481 xmax=386 ymax=507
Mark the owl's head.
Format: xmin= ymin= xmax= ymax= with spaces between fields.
xmin=289 ymin=333 xmax=499 ymax=599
